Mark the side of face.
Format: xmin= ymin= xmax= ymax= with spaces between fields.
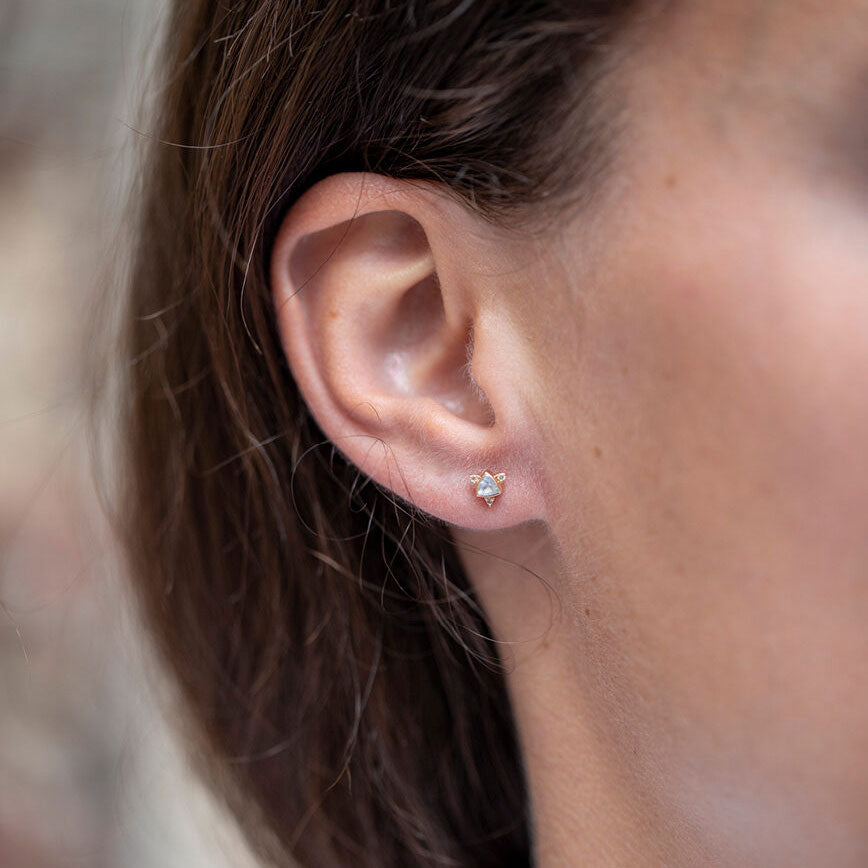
xmin=268 ymin=0 xmax=868 ymax=859
xmin=533 ymin=0 xmax=868 ymax=856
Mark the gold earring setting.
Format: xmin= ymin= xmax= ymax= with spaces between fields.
xmin=469 ymin=470 xmax=507 ymax=507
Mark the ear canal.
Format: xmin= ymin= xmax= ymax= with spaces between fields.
xmin=384 ymin=273 xmax=494 ymax=427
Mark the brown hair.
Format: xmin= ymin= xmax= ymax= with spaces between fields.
xmin=121 ymin=2 xmax=640 ymax=866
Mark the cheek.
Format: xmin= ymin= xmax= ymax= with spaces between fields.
xmin=554 ymin=182 xmax=868 ymax=813
xmin=614 ymin=195 xmax=868 ymax=574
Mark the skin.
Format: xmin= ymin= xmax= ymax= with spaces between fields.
xmin=271 ymin=1 xmax=868 ymax=864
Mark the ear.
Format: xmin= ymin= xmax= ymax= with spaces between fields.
xmin=269 ymin=172 xmax=546 ymax=530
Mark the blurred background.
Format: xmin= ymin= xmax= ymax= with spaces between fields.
xmin=0 ymin=2 xmax=256 ymax=865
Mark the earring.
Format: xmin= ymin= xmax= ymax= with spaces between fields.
xmin=469 ymin=470 xmax=507 ymax=507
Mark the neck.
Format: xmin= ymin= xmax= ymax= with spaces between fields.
xmin=453 ymin=522 xmax=701 ymax=868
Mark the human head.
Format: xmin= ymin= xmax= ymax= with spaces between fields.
xmin=122 ymin=1 xmax=868 ymax=865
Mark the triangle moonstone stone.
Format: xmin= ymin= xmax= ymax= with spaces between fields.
xmin=475 ymin=472 xmax=501 ymax=501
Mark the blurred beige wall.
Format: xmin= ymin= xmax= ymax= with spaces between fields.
xmin=0 ymin=2 xmax=257 ymax=865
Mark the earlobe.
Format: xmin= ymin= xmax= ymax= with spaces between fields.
xmin=269 ymin=172 xmax=547 ymax=529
